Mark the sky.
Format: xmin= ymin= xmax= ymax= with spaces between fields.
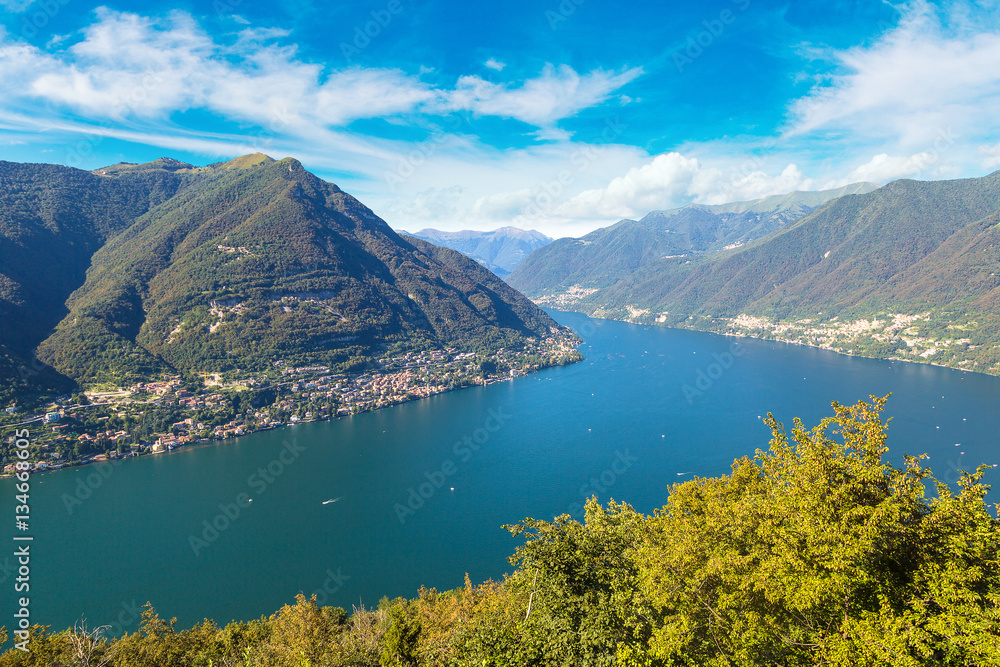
xmin=1 ymin=0 xmax=999 ymax=238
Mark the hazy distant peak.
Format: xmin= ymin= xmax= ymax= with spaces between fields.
xmin=407 ymin=227 xmax=553 ymax=276
xmin=414 ymin=226 xmax=552 ymax=242
xmin=644 ymin=182 xmax=880 ymax=220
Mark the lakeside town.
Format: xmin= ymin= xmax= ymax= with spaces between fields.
xmin=539 ymin=282 xmax=1000 ymax=377
xmin=715 ymin=311 xmax=999 ymax=374
xmin=1 ymin=331 xmax=582 ymax=476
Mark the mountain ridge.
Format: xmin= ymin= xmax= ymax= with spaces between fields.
xmin=508 ymin=183 xmax=878 ymax=296
xmin=520 ymin=171 xmax=1000 ymax=374
xmin=0 ymin=155 xmax=570 ymax=399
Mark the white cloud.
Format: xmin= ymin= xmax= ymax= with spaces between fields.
xmin=981 ymin=142 xmax=1000 ymax=169
xmin=838 ymin=152 xmax=936 ymax=183
xmin=444 ymin=64 xmax=642 ymax=127
xmin=787 ymin=1 xmax=1000 ymax=152
xmin=0 ymin=10 xmax=636 ymax=135
xmin=400 ymin=185 xmax=466 ymax=221
xmin=0 ymin=0 xmax=33 ymax=11
xmin=371 ymin=141 xmax=647 ymax=237
xmin=554 ymin=154 xmax=819 ymax=219
xmin=5 ymin=4 xmax=997 ymax=240
xmin=556 ymin=153 xmax=702 ymax=219
xmin=0 ymin=9 xmax=649 ymax=239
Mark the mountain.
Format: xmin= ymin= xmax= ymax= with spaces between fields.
xmin=0 ymin=155 xmax=566 ymax=395
xmin=517 ymin=172 xmax=1000 ymax=374
xmin=0 ymin=159 xmax=193 ymax=399
xmin=508 ymin=183 xmax=878 ymax=295
xmin=404 ymin=227 xmax=552 ymax=277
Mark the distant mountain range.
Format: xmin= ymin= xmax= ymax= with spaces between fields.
xmin=509 ymin=175 xmax=1000 ymax=375
xmin=0 ymin=154 xmax=564 ymax=399
xmin=508 ymin=183 xmax=878 ymax=294
xmin=401 ymin=227 xmax=552 ymax=277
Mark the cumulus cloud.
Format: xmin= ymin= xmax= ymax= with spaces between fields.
xmin=555 ymin=153 xmax=703 ymax=218
xmin=400 ymin=185 xmax=465 ymax=221
xmin=553 ymin=154 xmax=821 ymax=219
xmin=838 ymin=152 xmax=937 ymax=183
xmin=484 ymin=57 xmax=505 ymax=71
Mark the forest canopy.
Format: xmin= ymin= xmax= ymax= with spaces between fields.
xmin=3 ymin=396 xmax=997 ymax=666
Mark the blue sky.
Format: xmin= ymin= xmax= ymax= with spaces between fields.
xmin=1 ymin=0 xmax=999 ymax=237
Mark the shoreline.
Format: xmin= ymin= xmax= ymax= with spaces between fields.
xmin=1 ymin=350 xmax=582 ymax=480
xmin=556 ymin=306 xmax=995 ymax=378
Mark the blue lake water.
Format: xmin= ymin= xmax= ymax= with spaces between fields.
xmin=2 ymin=309 xmax=999 ymax=636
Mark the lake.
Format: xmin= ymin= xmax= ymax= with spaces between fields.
xmin=2 ymin=309 xmax=998 ymax=636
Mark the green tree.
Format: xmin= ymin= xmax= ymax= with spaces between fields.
xmin=264 ymin=594 xmax=345 ymax=666
xmin=380 ymin=602 xmax=420 ymax=667
xmin=637 ymin=395 xmax=1000 ymax=666
xmin=454 ymin=500 xmax=649 ymax=666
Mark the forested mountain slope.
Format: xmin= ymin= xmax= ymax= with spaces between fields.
xmin=0 ymin=155 xmax=564 ymax=395
xmin=524 ymin=172 xmax=1000 ymax=373
xmin=508 ymin=183 xmax=877 ymax=295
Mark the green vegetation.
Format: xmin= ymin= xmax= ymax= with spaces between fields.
xmin=0 ymin=158 xmax=193 ymax=402
xmin=4 ymin=396 xmax=998 ymax=665
xmin=508 ymin=182 xmax=878 ymax=296
xmin=0 ymin=155 xmax=567 ymax=403
xmin=514 ymin=172 xmax=1000 ymax=375
xmin=1 ymin=331 xmax=582 ymax=473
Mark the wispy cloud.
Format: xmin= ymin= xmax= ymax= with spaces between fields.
xmin=0 ymin=9 xmax=637 ymax=134
xmin=786 ymin=0 xmax=1000 ymax=151
xmin=0 ymin=0 xmax=34 ymax=11
xmin=444 ymin=64 xmax=642 ymax=129
xmin=1 ymin=2 xmax=998 ymax=239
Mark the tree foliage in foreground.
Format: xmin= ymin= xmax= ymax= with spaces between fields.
xmin=2 ymin=396 xmax=997 ymax=666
